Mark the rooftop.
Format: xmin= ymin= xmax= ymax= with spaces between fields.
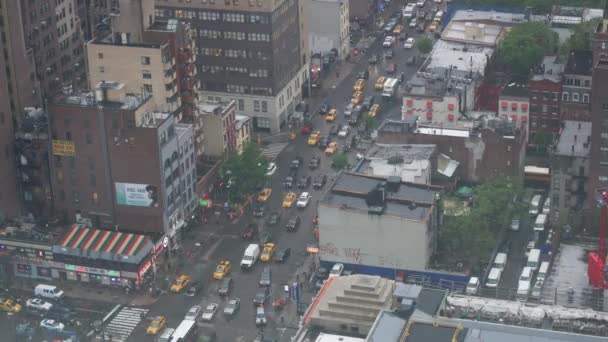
xmin=441 ymin=21 xmax=503 ymax=47
xmin=425 ymin=40 xmax=494 ymax=76
xmin=530 ymin=56 xmax=564 ymax=83
xmin=554 ymin=120 xmax=591 ymax=157
xmin=320 ymin=173 xmax=441 ymax=221
xmin=356 ymin=144 xmax=435 ymax=184
xmin=402 ymin=320 xmax=466 ymax=342
xmin=450 ymin=9 xmax=527 ymax=25
xmin=564 ymin=50 xmax=593 ymax=76
xmin=53 ymin=81 xmax=151 ymax=111
xmin=500 ymin=83 xmax=529 ymax=99
xmin=198 ymin=100 xmax=235 ymax=116
xmin=234 ymin=114 xmax=251 ymax=130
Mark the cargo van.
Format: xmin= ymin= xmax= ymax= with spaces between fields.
xmin=533 ymin=214 xmax=547 ymax=232
xmin=466 ymin=277 xmax=479 ymax=295
xmin=493 ymin=253 xmax=507 ymax=270
xmin=35 ymin=284 xmax=64 ymax=300
xmin=516 ymin=267 xmax=533 ymax=301
xmin=526 ymin=249 xmax=541 ymax=272
xmin=240 ymin=244 xmax=260 ymax=269
xmin=485 ymin=268 xmax=502 ymax=288
xmin=529 ymin=194 xmax=542 ymax=216
xmin=537 ymin=261 xmax=550 ymax=281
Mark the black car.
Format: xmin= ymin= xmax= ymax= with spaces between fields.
xmin=242 ymin=223 xmax=259 ymax=239
xmin=308 ymin=156 xmax=321 ymax=169
xmin=369 ymin=53 xmax=379 ymax=64
xmin=416 ymin=22 xmax=426 ymax=32
xmin=418 ymin=10 xmax=425 ymax=19
xmin=357 ymin=69 xmax=369 ymax=80
xmin=218 ymin=277 xmax=233 ymax=296
xmin=318 ymin=136 xmax=331 ymax=149
xmin=286 ymin=216 xmax=301 ymax=232
xmin=259 ymin=266 xmax=272 ymax=287
xmin=297 ymin=175 xmax=311 ymax=189
xmin=252 ymin=203 xmax=265 ymax=217
xmin=384 ymin=49 xmax=394 ymax=59
xmin=318 ymin=102 xmax=329 ymax=114
xmin=283 ymin=176 xmax=294 ymax=188
xmin=425 ymin=12 xmax=433 ymax=22
xmin=315 ymin=267 xmax=329 ymax=280
xmin=362 ymin=96 xmax=375 ymax=110
xmin=185 ymin=282 xmax=201 ymax=297
xmin=274 ymin=248 xmax=291 ymax=263
xmin=329 ymin=125 xmax=339 ymax=135
xmin=266 ymin=212 xmax=280 ymax=225
xmin=313 ymin=174 xmax=327 ymax=189
xmin=400 ymin=31 xmax=409 ymax=41
xmin=290 ymin=157 xmax=303 ymax=169
xmin=253 ymin=288 xmax=271 ymax=305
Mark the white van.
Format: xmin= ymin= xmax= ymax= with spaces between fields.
xmin=34 ymin=284 xmax=64 ymax=300
xmin=240 ymin=244 xmax=260 ymax=269
xmin=533 ymin=214 xmax=548 ymax=232
xmin=530 ymin=278 xmax=543 ymax=299
xmin=529 ymin=194 xmax=542 ymax=216
xmin=517 ymin=267 xmax=533 ymax=301
xmin=542 ymin=198 xmax=551 ymax=214
xmin=466 ymin=277 xmax=479 ymax=295
xmin=485 ymin=268 xmax=502 ymax=288
xmin=493 ymin=253 xmax=507 ymax=270
xmin=537 ymin=261 xmax=550 ymax=281
xmin=526 ymin=249 xmax=541 ymax=272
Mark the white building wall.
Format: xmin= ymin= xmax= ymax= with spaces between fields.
xmin=306 ymin=0 xmax=350 ymax=59
xmin=318 ymin=205 xmax=430 ymax=271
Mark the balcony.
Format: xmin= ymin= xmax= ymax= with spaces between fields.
xmin=163 ymin=55 xmax=176 ymax=68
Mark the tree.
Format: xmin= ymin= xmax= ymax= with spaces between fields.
xmin=561 ymin=18 xmax=601 ymax=55
xmin=417 ymin=37 xmax=433 ymax=55
xmin=500 ymin=22 xmax=557 ymax=78
xmin=533 ymin=129 xmax=553 ymax=152
xmin=332 ymin=154 xmax=349 ymax=169
xmin=221 ymin=143 xmax=267 ymax=201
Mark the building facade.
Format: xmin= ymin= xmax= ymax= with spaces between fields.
xmin=498 ymin=84 xmax=530 ymax=141
xmin=561 ymin=50 xmax=593 ymax=122
xmin=306 ymin=0 xmax=350 ymax=60
xmin=199 ymin=101 xmax=237 ymax=157
xmin=47 ymin=82 xmax=196 ymax=236
xmin=589 ymin=13 xmax=608 ymax=203
xmin=154 ymin=0 xmax=309 ymax=133
xmin=527 ymin=56 xmax=563 ymax=146
xmin=234 ymin=114 xmax=252 ymax=154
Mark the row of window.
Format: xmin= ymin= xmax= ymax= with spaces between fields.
xmin=563 ymin=78 xmax=591 ymax=88
xmin=201 ymin=65 xmax=271 ymax=79
xmin=200 ymin=48 xmax=270 ymax=60
xmin=562 ymin=92 xmax=589 ymax=103
xmin=155 ymin=8 xmax=269 ymax=23
xmin=197 ymin=29 xmax=270 ymax=42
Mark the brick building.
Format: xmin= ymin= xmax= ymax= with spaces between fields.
xmin=561 ymin=50 xmax=593 ymax=122
xmin=527 ymin=56 xmax=564 ymax=146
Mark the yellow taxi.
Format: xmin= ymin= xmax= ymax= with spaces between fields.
xmin=351 ymin=91 xmax=363 ymax=105
xmin=429 ymin=21 xmax=439 ymax=32
xmin=353 ymin=79 xmax=366 ymax=91
xmin=325 ymin=108 xmax=337 ymax=122
xmin=213 ymin=260 xmax=232 ymax=280
xmin=368 ymin=104 xmax=381 ymax=118
xmin=258 ymin=188 xmax=272 ymax=202
xmin=374 ymin=77 xmax=386 ymax=91
xmin=325 ymin=142 xmax=338 ymax=155
xmin=308 ymin=131 xmax=321 ymax=146
xmin=146 ymin=316 xmax=167 ymax=335
xmin=282 ymin=192 xmax=297 ymax=208
xmin=260 ymin=242 xmax=276 ymax=262
xmin=170 ymin=275 xmax=190 ymax=293
xmin=0 ymin=297 xmax=22 ymax=313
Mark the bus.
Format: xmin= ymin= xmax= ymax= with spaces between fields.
xmin=170 ymin=319 xmax=197 ymax=342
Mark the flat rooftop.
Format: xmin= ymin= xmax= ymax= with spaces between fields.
xmin=357 ymin=144 xmax=435 ymax=184
xmin=554 ymin=120 xmax=591 ymax=157
xmin=564 ymin=50 xmax=593 ymax=76
xmin=426 ymin=40 xmax=494 ymax=76
xmin=441 ymin=21 xmax=503 ymax=46
xmin=451 ymin=9 xmax=527 ymax=25
xmin=531 ymin=56 xmax=564 ymax=82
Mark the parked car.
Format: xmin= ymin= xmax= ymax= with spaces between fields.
xmin=253 ymin=288 xmax=270 ymax=306
xmin=466 ymin=277 xmax=479 ymax=295
xmin=286 ymin=216 xmax=301 ymax=232
xmin=218 ymin=277 xmax=233 ymax=296
xmin=313 ymin=174 xmax=327 ymax=189
xmin=329 ymin=263 xmax=344 ymax=277
xmin=201 ymin=303 xmax=218 ymax=321
xmin=223 ymin=298 xmax=240 ymax=317
xmin=308 ymin=156 xmax=321 ymax=169
xmin=265 ymin=162 xmax=277 ymax=176
xmin=259 ymin=266 xmax=272 ymax=287
xmin=274 ymin=248 xmax=292 ymax=263
xmin=297 ymin=192 xmax=312 ymax=208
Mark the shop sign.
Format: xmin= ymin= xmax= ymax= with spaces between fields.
xmin=153 ymin=235 xmax=169 ymax=256
xmin=138 ymin=258 xmax=153 ymax=278
xmin=64 ymin=263 xmax=120 ymax=276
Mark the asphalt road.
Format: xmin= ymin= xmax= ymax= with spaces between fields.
xmin=126 ymin=8 xmax=437 ymax=342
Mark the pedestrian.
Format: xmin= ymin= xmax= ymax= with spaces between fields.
xmin=299 ymin=282 xmax=303 ymax=292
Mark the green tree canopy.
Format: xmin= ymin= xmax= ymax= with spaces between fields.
xmin=417 ymin=37 xmax=433 ymax=55
xmin=561 ymin=18 xmax=601 ymax=54
xmin=222 ymin=143 xmax=267 ymax=200
xmin=332 ymin=154 xmax=349 ymax=169
xmin=500 ymin=21 xmax=558 ymax=78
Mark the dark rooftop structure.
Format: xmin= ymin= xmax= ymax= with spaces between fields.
xmin=416 ymin=288 xmax=447 ymax=316
xmin=402 ymin=321 xmax=467 ymax=342
xmin=564 ymin=50 xmax=593 ymax=75
xmin=500 ymin=83 xmax=529 ymax=99
xmin=320 ymin=172 xmax=442 ymax=221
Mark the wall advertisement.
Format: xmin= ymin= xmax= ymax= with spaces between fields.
xmin=115 ymin=183 xmax=159 ymax=208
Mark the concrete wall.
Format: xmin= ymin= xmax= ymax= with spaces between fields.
xmin=550 ymin=154 xmax=589 ymax=226
xmin=318 ymin=205 xmax=431 ymax=271
xmin=306 ymin=0 xmax=350 ymax=59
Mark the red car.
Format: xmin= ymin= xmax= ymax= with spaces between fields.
xmin=241 ymin=223 xmax=258 ymax=240
xmin=385 ymin=63 xmax=397 ymax=74
xmin=301 ymin=119 xmax=313 ymax=134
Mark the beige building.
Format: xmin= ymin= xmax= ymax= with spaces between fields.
xmin=199 ymin=101 xmax=237 ymax=157
xmin=235 ymin=115 xmax=252 ymax=154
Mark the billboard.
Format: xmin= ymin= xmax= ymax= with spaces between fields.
xmin=52 ymin=140 xmax=76 ymax=156
xmin=115 ymin=183 xmax=159 ymax=208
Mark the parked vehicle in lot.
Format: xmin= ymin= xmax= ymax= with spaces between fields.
xmin=485 ymin=268 xmax=502 ymax=288
xmin=517 ymin=267 xmax=533 ymax=301
xmin=286 ymin=216 xmax=301 ymax=232
xmin=466 ymin=277 xmax=479 ymax=295
xmin=530 ymin=278 xmax=544 ymax=299
xmin=493 ymin=253 xmax=507 ymax=271
xmin=526 ymin=249 xmax=541 ymax=272
xmin=201 ymin=303 xmax=218 ymax=321
xmin=542 ymin=198 xmax=551 ymax=214
xmin=223 ymin=298 xmax=240 ymax=317
xmin=533 ymin=213 xmax=547 ymax=233
xmin=259 ymin=266 xmax=272 ymax=287
xmin=537 ymin=261 xmax=550 ymax=281
xmin=525 ymin=240 xmax=536 ymax=256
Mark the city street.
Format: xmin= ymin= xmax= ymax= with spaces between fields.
xmin=128 ymin=7 xmax=434 ymax=342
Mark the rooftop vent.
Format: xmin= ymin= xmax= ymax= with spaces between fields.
xmin=387 ymin=176 xmax=401 ymax=192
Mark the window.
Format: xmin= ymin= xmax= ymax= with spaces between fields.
xmin=143 ymin=84 xmax=153 ymax=95
xmin=65 ymin=131 xmax=72 ymax=140
xmin=238 ymin=99 xmax=244 ymax=110
xmin=142 ymin=70 xmax=152 ymax=79
xmin=507 ymin=145 xmax=511 ymax=152
xmin=603 ymin=103 xmax=608 ymax=111
xmin=141 ymin=56 xmax=150 ymax=65
xmin=98 ymin=53 xmax=103 ymax=59
xmin=507 ymin=160 xmax=511 ymax=166
xmin=98 ymin=66 xmax=105 ymax=73
xmin=541 ymin=105 xmax=547 ymax=113
xmin=254 ymin=100 xmax=260 ymax=112
xmin=583 ymin=94 xmax=589 ymax=103
xmin=584 ymin=79 xmax=591 ymax=87
xmin=261 ymin=101 xmax=268 ymax=112
xmin=562 ymin=92 xmax=569 ymax=101
xmin=574 ymin=79 xmax=580 ymax=86
xmin=85 ymin=133 xmax=92 ymax=144
xmin=572 ymin=93 xmax=579 ymax=102
xmin=73 ymin=191 xmax=80 ymax=203
xmin=256 ymin=117 xmax=270 ymax=128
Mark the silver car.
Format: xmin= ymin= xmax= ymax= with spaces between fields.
xmin=201 ymin=303 xmax=218 ymax=322
xmin=184 ymin=305 xmax=201 ymax=321
xmin=223 ymin=298 xmax=240 ymax=317
xmin=255 ymin=305 xmax=267 ymax=326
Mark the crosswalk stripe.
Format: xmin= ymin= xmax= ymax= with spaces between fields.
xmin=104 ymin=306 xmax=148 ymax=342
